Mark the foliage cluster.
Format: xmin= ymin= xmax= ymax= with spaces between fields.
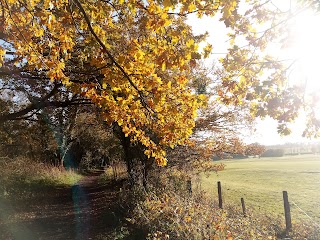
xmin=0 ymin=110 xmax=122 ymax=170
xmin=0 ymin=156 xmax=82 ymax=198
xmin=71 ymin=112 xmax=123 ymax=170
xmin=165 ymin=144 xmax=226 ymax=176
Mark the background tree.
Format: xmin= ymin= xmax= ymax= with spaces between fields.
xmin=244 ymin=143 xmax=266 ymax=157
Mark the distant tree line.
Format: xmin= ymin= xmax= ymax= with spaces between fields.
xmin=261 ymin=149 xmax=285 ymax=157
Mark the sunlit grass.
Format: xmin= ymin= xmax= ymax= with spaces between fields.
xmin=98 ymin=163 xmax=128 ymax=183
xmin=29 ymin=166 xmax=83 ymax=186
xmin=0 ymin=157 xmax=83 ymax=198
xmin=200 ymin=154 xmax=320 ymax=224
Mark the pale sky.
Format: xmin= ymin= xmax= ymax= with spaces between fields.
xmin=248 ymin=117 xmax=307 ymax=146
xmin=187 ymin=1 xmax=320 ymax=146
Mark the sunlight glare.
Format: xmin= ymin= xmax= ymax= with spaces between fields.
xmin=288 ymin=9 xmax=320 ymax=92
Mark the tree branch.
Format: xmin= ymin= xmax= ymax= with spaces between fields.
xmin=0 ymin=81 xmax=91 ymax=122
xmin=72 ymin=0 xmax=153 ymax=112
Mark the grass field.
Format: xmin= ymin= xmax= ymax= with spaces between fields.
xmin=200 ymin=154 xmax=320 ymax=225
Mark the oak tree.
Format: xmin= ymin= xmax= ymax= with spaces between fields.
xmin=0 ymin=0 xmax=317 ymax=168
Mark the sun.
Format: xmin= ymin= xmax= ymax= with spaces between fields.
xmin=287 ymin=8 xmax=320 ymax=93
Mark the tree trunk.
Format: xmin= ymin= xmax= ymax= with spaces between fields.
xmin=113 ymin=123 xmax=153 ymax=190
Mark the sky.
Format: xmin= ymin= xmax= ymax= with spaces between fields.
xmin=187 ymin=1 xmax=320 ymax=146
xmin=249 ymin=117 xmax=307 ymax=146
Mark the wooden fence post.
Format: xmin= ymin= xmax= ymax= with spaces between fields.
xmin=241 ymin=197 xmax=246 ymax=217
xmin=283 ymin=191 xmax=292 ymax=235
xmin=217 ymin=181 xmax=223 ymax=209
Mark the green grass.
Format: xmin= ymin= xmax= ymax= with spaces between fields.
xmin=0 ymin=157 xmax=83 ymax=198
xmin=200 ymin=154 xmax=320 ymax=225
xmin=28 ymin=167 xmax=83 ymax=187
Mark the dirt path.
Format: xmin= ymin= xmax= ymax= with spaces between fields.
xmin=0 ymin=172 xmax=126 ymax=240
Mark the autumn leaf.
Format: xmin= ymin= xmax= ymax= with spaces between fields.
xmin=163 ymin=0 xmax=172 ymax=8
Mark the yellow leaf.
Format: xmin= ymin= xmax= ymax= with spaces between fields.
xmin=0 ymin=47 xmax=5 ymax=67
xmin=163 ymin=0 xmax=171 ymax=8
xmin=162 ymin=62 xmax=166 ymax=71
xmin=186 ymin=39 xmax=194 ymax=48
xmin=198 ymin=94 xmax=207 ymax=101
xmin=35 ymin=28 xmax=44 ymax=37
xmin=188 ymin=3 xmax=197 ymax=12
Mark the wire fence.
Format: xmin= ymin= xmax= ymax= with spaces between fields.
xmin=188 ymin=179 xmax=320 ymax=235
xmin=291 ymin=200 xmax=320 ymax=229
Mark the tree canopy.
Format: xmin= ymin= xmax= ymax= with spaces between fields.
xmin=0 ymin=0 xmax=319 ymax=166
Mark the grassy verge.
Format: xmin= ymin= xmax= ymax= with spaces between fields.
xmin=130 ymin=191 xmax=319 ymax=239
xmin=0 ymin=157 xmax=83 ymax=198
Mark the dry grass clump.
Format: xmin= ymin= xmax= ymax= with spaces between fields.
xmin=99 ymin=162 xmax=128 ymax=183
xmin=131 ymin=191 xmax=280 ymax=239
xmin=0 ymin=157 xmax=82 ymax=198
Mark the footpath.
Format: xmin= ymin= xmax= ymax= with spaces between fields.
xmin=0 ymin=172 xmax=125 ymax=240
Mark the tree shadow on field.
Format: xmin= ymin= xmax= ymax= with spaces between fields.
xmin=0 ymin=173 xmax=127 ymax=240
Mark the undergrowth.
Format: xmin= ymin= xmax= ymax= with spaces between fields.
xmin=105 ymin=168 xmax=320 ymax=240
xmin=98 ymin=162 xmax=128 ymax=184
xmin=0 ymin=157 xmax=83 ymax=198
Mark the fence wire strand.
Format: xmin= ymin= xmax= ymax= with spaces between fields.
xmin=291 ymin=201 xmax=320 ymax=229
